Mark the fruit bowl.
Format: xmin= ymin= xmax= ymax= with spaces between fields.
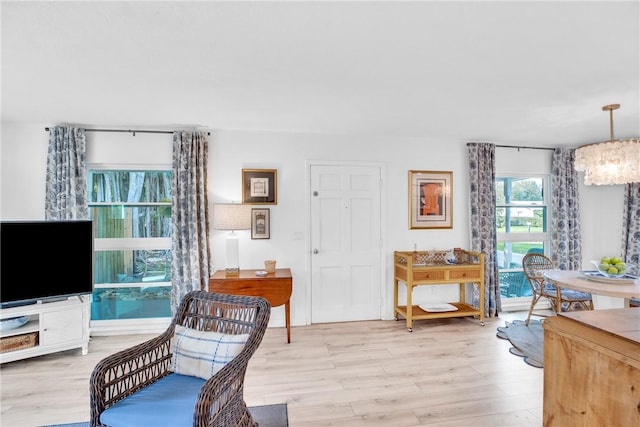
xmin=592 ymin=257 xmax=631 ymax=279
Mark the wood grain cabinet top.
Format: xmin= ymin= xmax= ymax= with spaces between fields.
xmin=543 ymin=309 xmax=640 ymax=427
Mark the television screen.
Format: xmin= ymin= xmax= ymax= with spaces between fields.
xmin=1 ymin=220 xmax=94 ymax=308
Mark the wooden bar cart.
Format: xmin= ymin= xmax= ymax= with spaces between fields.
xmin=393 ymin=250 xmax=485 ymax=331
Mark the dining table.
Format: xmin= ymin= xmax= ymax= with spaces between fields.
xmin=544 ymin=269 xmax=640 ymax=308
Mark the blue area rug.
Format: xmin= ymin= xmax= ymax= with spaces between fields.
xmin=496 ymin=319 xmax=544 ymax=368
xmin=42 ymin=403 xmax=288 ymax=427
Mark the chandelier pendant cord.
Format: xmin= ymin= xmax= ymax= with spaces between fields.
xmin=603 ymin=103 xmax=620 ymax=143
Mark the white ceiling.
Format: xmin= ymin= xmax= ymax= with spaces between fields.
xmin=2 ymin=1 xmax=639 ymax=147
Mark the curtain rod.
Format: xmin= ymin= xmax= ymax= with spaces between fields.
xmin=44 ymin=127 xmax=210 ymax=136
xmin=494 ymin=144 xmax=554 ymax=151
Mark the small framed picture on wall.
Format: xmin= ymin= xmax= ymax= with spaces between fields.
xmin=242 ymin=169 xmax=277 ymax=204
xmin=251 ymin=208 xmax=270 ymax=239
xmin=409 ymin=170 xmax=453 ymax=229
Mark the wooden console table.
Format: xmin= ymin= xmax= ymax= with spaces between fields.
xmin=543 ymin=309 xmax=640 ymax=426
xmin=209 ymin=268 xmax=292 ymax=343
xmin=394 ymin=250 xmax=485 ymax=331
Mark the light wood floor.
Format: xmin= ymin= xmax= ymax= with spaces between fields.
xmin=1 ymin=311 xmax=545 ymax=427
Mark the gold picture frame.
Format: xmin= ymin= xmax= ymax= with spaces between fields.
xmin=242 ymin=169 xmax=277 ymax=204
xmin=409 ymin=170 xmax=453 ymax=229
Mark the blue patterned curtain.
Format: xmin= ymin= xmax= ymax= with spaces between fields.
xmin=45 ymin=126 xmax=88 ymax=220
xmin=550 ymin=148 xmax=581 ymax=270
xmin=467 ymin=142 xmax=500 ymax=316
xmin=624 ymin=183 xmax=640 ymax=306
xmin=622 ymin=182 xmax=640 ymax=266
xmin=171 ymin=131 xmax=211 ymax=312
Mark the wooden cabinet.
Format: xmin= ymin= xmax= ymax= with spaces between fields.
xmin=393 ymin=250 xmax=485 ymax=331
xmin=1 ymin=297 xmax=90 ymax=363
xmin=543 ymin=309 xmax=640 ymax=427
xmin=209 ymin=268 xmax=293 ymax=343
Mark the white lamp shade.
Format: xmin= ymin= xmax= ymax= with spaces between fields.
xmin=213 ymin=203 xmax=251 ymax=231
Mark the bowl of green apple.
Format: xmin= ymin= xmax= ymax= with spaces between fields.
xmin=593 ymin=256 xmax=629 ymax=278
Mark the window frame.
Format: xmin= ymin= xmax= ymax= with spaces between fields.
xmin=496 ymin=173 xmax=550 ymax=246
xmin=495 ymin=173 xmax=552 ymax=310
xmin=87 ymin=163 xmax=173 ymax=333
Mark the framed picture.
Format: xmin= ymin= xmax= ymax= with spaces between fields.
xmin=251 ymin=208 xmax=270 ymax=239
xmin=409 ymin=170 xmax=453 ymax=229
xmin=242 ymin=169 xmax=277 ymax=204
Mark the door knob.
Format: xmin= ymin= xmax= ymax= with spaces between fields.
xmin=313 ymin=249 xmax=319 ymax=254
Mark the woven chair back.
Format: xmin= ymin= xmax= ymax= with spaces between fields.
xmin=522 ymin=253 xmax=554 ymax=295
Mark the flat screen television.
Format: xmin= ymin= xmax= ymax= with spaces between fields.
xmin=1 ymin=220 xmax=94 ymax=308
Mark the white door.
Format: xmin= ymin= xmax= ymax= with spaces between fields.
xmin=310 ymin=163 xmax=383 ymax=323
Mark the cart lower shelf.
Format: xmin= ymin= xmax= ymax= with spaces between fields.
xmin=394 ymin=302 xmax=485 ymax=331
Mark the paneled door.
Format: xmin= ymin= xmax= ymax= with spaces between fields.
xmin=310 ymin=163 xmax=383 ymax=323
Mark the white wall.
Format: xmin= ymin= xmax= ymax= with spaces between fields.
xmin=578 ymin=176 xmax=626 ymax=308
xmin=0 ymin=122 xmax=49 ymax=219
xmin=1 ymin=121 xmax=627 ymax=323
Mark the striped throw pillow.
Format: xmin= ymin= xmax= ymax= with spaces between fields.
xmin=170 ymin=324 xmax=249 ymax=380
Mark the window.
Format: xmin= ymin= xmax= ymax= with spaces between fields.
xmin=88 ymin=168 xmax=172 ymax=326
xmin=495 ymin=176 xmax=549 ymax=308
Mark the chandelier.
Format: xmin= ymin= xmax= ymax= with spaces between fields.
xmin=574 ymin=104 xmax=640 ymax=185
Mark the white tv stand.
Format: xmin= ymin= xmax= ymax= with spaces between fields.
xmin=0 ymin=296 xmax=90 ymax=363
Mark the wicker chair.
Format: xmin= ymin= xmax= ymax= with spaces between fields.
xmin=522 ymin=253 xmax=593 ymax=325
xmin=90 ymin=291 xmax=271 ymax=427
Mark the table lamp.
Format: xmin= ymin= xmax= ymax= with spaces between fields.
xmin=213 ymin=203 xmax=251 ymax=275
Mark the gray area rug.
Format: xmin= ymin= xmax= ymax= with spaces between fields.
xmin=496 ymin=319 xmax=544 ymax=368
xmin=41 ymin=403 xmax=288 ymax=427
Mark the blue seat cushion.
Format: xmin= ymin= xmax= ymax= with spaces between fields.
xmin=543 ymin=283 xmax=592 ymax=301
xmin=100 ymin=373 xmax=205 ymax=427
